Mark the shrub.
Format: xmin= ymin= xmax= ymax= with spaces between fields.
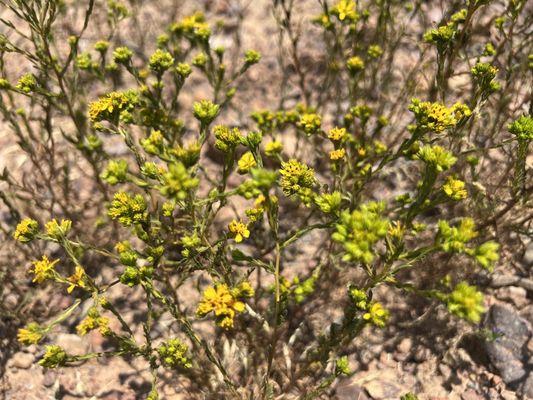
xmin=0 ymin=0 xmax=530 ymax=398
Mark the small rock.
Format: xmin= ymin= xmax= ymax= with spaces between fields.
xmin=483 ymin=304 xmax=531 ymax=385
xmin=444 ymin=348 xmax=474 ymax=367
xmin=489 ymin=373 xmax=502 ymax=386
xmin=43 ymin=370 xmax=57 ymax=387
xmin=413 ymin=346 xmax=430 ymax=363
xmin=55 ymin=333 xmax=89 ymax=354
xmin=496 ymin=286 xmax=528 ymax=308
xmin=520 ymin=372 xmax=533 ymax=399
xmin=486 ymin=346 xmax=525 ymax=383
xmin=438 ymin=363 xmax=452 ymax=378
xmin=487 ymin=388 xmax=501 ymax=400
xmin=25 ymin=344 xmax=38 ymax=354
xmin=522 ymin=241 xmax=533 ymax=267
xmin=335 ymin=382 xmax=370 ymax=400
xmin=500 ymin=389 xmax=517 ymax=400
xmin=9 ymin=352 xmax=34 ymax=369
xmin=520 ymin=305 xmax=533 ymax=326
xmin=461 ymin=389 xmax=483 ymax=400
xmin=363 ymin=371 xmax=402 ymax=400
xmin=4 ymin=293 xmax=18 ymax=309
xmin=397 ymin=338 xmax=413 ymax=354
xmin=394 ymin=338 xmax=413 ymax=361
xmin=379 ymin=351 xmax=396 ymax=367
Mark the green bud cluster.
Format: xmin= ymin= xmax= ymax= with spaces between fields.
xmin=279 ymin=159 xmax=316 ymax=206
xmin=108 ymin=192 xmax=148 ymax=226
xmin=332 ymin=202 xmax=389 ymax=264
xmin=101 ymin=160 xmax=129 ymax=185
xmin=446 ymin=282 xmax=485 ymax=323
xmin=157 ymin=338 xmax=192 ymax=369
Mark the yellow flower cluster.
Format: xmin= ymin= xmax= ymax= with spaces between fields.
xmin=332 ymin=0 xmax=357 ymax=22
xmin=76 ymin=308 xmax=111 ymax=336
xmin=245 ymin=194 xmax=266 ymax=222
xmin=228 ymin=220 xmax=250 ymax=243
xmin=18 ymin=322 xmax=43 ymax=345
xmin=264 ymin=140 xmax=283 ymax=157
xmin=298 ymin=113 xmax=322 ymax=135
xmin=45 ymin=218 xmax=72 ymax=240
xmin=88 ymin=90 xmax=139 ymax=123
xmin=31 ymin=255 xmax=58 ymax=283
xmin=196 ymin=281 xmax=254 ymax=329
xmin=108 ymin=192 xmax=147 ymax=226
xmin=67 ymin=265 xmax=88 ymax=293
xmin=329 ymin=148 xmax=346 ymax=161
xmin=362 ymin=302 xmax=389 ymax=328
xmin=279 ymin=159 xmax=316 ymax=206
xmin=13 ymin=218 xmax=39 ymax=243
xmin=172 ymin=12 xmax=211 ymax=41
xmin=237 ymin=152 xmax=257 ymax=174
xmin=328 ymin=127 xmax=347 ymax=142
xmin=442 ymin=176 xmax=467 ymax=200
xmin=346 ymin=56 xmax=365 ymax=73
xmin=409 ymin=99 xmax=471 ymax=133
xmin=213 ymin=125 xmax=242 ymax=152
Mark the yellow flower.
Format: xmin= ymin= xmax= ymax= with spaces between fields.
xmin=18 ymin=322 xmax=43 ymax=345
xmin=45 ymin=218 xmax=72 ymax=240
xmin=232 ymin=281 xmax=255 ymax=298
xmin=228 ymin=220 xmax=250 ymax=243
xmin=346 ymin=56 xmax=365 ymax=73
xmin=330 ymin=148 xmax=346 ymax=161
xmin=298 ymin=113 xmax=322 ymax=135
xmin=77 ymin=312 xmax=111 ymax=336
xmin=363 ymin=302 xmax=389 ymax=327
xmin=265 ymin=140 xmax=283 ymax=157
xmin=67 ymin=265 xmax=87 ymax=293
xmin=388 ymin=221 xmax=405 ymax=240
xmin=31 ymin=256 xmax=59 ymax=283
xmin=334 ymin=0 xmax=357 ymax=21
xmin=196 ymin=282 xmax=253 ymax=329
xmin=443 ymin=176 xmax=467 ymax=200
xmin=279 ymin=159 xmax=316 ymax=206
xmin=237 ymin=151 xmax=257 ymax=174
xmin=14 ymin=218 xmax=39 ymax=243
xmin=328 ymin=127 xmax=346 ymax=142
xmin=88 ymin=90 xmax=139 ymax=123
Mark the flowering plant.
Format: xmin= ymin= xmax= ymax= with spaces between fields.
xmin=1 ymin=0 xmax=530 ymax=398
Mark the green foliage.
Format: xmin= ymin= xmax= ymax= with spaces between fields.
xmin=101 ymin=160 xmax=129 ymax=185
xmin=159 ymin=162 xmax=199 ymax=200
xmin=400 ymin=393 xmax=419 ymax=400
xmin=416 ymin=145 xmax=457 ymax=172
xmin=332 ymin=202 xmax=388 ymax=264
xmin=446 ymin=282 xmax=485 ymax=323
xmin=509 ymin=115 xmax=533 ymax=142
xmin=193 ymin=100 xmax=220 ymax=124
xmin=437 ymin=218 xmax=477 ymax=253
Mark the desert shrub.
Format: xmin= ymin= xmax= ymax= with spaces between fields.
xmin=0 ymin=0 xmax=531 ymax=398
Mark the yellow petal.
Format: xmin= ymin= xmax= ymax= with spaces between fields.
xmin=233 ymin=301 xmax=245 ymax=312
